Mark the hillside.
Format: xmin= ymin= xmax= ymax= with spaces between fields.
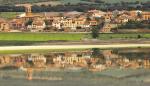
xmin=85 ymin=0 xmax=149 ymax=3
xmin=0 ymin=0 xmax=149 ymax=5
xmin=0 ymin=0 xmax=92 ymax=5
xmin=0 ymin=0 xmax=57 ymax=5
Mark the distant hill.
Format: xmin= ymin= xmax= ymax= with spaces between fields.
xmin=0 ymin=0 xmax=149 ymax=5
xmin=0 ymin=0 xmax=93 ymax=5
xmin=0 ymin=0 xmax=58 ymax=5
xmin=85 ymin=0 xmax=149 ymax=3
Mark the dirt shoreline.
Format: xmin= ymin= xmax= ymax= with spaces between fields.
xmin=0 ymin=39 xmax=150 ymax=50
xmin=0 ymin=44 xmax=150 ymax=50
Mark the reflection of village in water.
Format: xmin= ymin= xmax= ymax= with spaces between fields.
xmin=1 ymin=48 xmax=150 ymax=80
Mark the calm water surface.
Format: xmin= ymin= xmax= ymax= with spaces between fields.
xmin=1 ymin=48 xmax=150 ymax=86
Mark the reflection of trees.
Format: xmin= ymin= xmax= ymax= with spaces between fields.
xmin=91 ymin=48 xmax=101 ymax=58
xmin=27 ymin=60 xmax=34 ymax=67
xmin=44 ymin=54 xmax=55 ymax=64
xmin=118 ymin=52 xmax=150 ymax=60
xmin=91 ymin=48 xmax=105 ymax=64
xmin=111 ymin=49 xmax=119 ymax=54
xmin=0 ymin=66 xmax=18 ymax=70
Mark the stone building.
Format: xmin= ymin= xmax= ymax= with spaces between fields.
xmin=0 ymin=18 xmax=10 ymax=32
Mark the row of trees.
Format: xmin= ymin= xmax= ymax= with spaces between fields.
xmin=0 ymin=1 xmax=149 ymax=12
xmin=116 ymin=20 xmax=150 ymax=29
xmin=0 ymin=0 xmax=58 ymax=5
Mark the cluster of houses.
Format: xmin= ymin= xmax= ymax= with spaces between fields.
xmin=0 ymin=4 xmax=150 ymax=33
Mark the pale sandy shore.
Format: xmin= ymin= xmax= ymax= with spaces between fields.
xmin=0 ymin=44 xmax=150 ymax=50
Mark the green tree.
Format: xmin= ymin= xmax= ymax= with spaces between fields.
xmin=91 ymin=48 xmax=100 ymax=58
xmin=91 ymin=22 xmax=104 ymax=38
xmin=44 ymin=19 xmax=49 ymax=25
xmin=91 ymin=25 xmax=99 ymax=38
xmin=25 ymin=19 xmax=33 ymax=26
xmin=137 ymin=34 xmax=142 ymax=39
xmin=137 ymin=12 xmax=142 ymax=18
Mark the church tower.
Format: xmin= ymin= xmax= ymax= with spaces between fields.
xmin=24 ymin=4 xmax=32 ymax=16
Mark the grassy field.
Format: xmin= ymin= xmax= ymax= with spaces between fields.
xmin=0 ymin=33 xmax=150 ymax=46
xmin=99 ymin=33 xmax=150 ymax=39
xmin=0 ymin=32 xmax=85 ymax=45
xmin=0 ymin=12 xmax=22 ymax=19
xmin=0 ymin=32 xmax=86 ymax=46
xmin=0 ymin=33 xmax=86 ymax=41
xmin=0 ymin=33 xmax=150 ymax=41
xmin=0 ymin=48 xmax=86 ymax=54
xmin=85 ymin=33 xmax=150 ymax=40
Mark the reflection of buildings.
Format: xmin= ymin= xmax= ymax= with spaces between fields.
xmin=0 ymin=54 xmax=26 ymax=67
xmin=1 ymin=50 xmax=150 ymax=74
xmin=28 ymin=54 xmax=46 ymax=68
xmin=26 ymin=68 xmax=33 ymax=80
xmin=53 ymin=52 xmax=92 ymax=67
xmin=0 ymin=18 xmax=10 ymax=32
xmin=63 ymin=54 xmax=87 ymax=65
xmin=143 ymin=59 xmax=150 ymax=68
xmin=116 ymin=58 xmax=141 ymax=69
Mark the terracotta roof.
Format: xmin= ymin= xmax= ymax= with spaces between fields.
xmin=11 ymin=19 xmax=24 ymax=24
xmin=142 ymin=12 xmax=150 ymax=15
xmin=24 ymin=14 xmax=42 ymax=18
xmin=0 ymin=18 xmax=6 ymax=23
xmin=32 ymin=19 xmax=45 ymax=26
xmin=42 ymin=11 xmax=83 ymax=17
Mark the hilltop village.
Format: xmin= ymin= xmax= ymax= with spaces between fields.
xmin=0 ymin=4 xmax=150 ymax=33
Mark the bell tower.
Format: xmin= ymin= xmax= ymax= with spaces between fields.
xmin=24 ymin=4 xmax=32 ymax=16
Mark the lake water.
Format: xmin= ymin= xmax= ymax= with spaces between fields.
xmin=0 ymin=48 xmax=150 ymax=86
